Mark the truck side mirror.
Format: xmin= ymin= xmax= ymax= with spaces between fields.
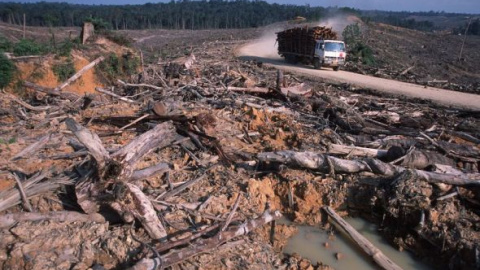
xmin=321 ymin=44 xmax=325 ymax=50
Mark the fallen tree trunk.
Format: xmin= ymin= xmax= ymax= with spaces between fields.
xmin=323 ymin=206 xmax=403 ymax=270
xmin=130 ymin=209 xmax=282 ymax=270
xmin=257 ymin=151 xmax=480 ymax=186
xmin=327 ymin=144 xmax=388 ymax=158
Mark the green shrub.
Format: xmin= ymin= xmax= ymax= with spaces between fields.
xmin=0 ymin=137 xmax=16 ymax=145
xmin=0 ymin=53 xmax=15 ymax=88
xmin=85 ymin=17 xmax=111 ymax=32
xmin=104 ymin=31 xmax=132 ymax=47
xmin=122 ymin=52 xmax=139 ymax=76
xmin=52 ymin=59 xmax=75 ymax=81
xmin=342 ymin=23 xmax=375 ymax=66
xmin=13 ymin=39 xmax=45 ymax=56
xmin=342 ymin=23 xmax=361 ymax=46
xmin=0 ymin=36 xmax=13 ymax=52
xmin=353 ymin=43 xmax=375 ymax=65
xmin=57 ymin=39 xmax=73 ymax=57
xmin=98 ymin=53 xmax=120 ymax=80
xmin=97 ymin=52 xmax=139 ymax=82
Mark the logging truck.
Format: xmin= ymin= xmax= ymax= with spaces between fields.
xmin=277 ymin=26 xmax=346 ymax=71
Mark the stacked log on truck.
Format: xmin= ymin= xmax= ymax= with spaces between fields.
xmin=277 ymin=26 xmax=338 ymax=57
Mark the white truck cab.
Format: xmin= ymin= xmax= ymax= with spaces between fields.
xmin=314 ymin=40 xmax=346 ymax=71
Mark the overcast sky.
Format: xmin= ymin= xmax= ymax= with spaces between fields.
xmin=4 ymin=0 xmax=480 ymax=14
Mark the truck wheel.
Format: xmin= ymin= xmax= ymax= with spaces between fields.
xmin=313 ymin=58 xmax=321 ymax=69
xmin=333 ymin=66 xmax=340 ymax=71
xmin=285 ymin=54 xmax=295 ymax=64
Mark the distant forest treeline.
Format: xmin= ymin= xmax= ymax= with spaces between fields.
xmin=0 ymin=1 xmax=329 ymax=30
xmin=0 ymin=1 xmax=476 ymax=34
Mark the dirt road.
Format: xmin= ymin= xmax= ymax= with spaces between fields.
xmin=238 ymin=41 xmax=480 ymax=110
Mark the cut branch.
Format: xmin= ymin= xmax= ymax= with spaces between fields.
xmin=0 ymin=211 xmax=106 ymax=229
xmin=130 ymin=209 xmax=282 ymax=270
xmin=117 ymin=79 xmax=163 ymax=91
xmin=12 ymin=173 xmax=33 ymax=212
xmin=11 ymin=133 xmax=52 ymax=161
xmin=323 ymin=206 xmax=403 ymax=270
xmin=95 ymin=87 xmax=139 ymax=104
xmin=131 ymin=163 xmax=170 ymax=181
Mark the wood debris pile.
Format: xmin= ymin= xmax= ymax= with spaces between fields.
xmin=0 ymin=37 xmax=480 ymax=269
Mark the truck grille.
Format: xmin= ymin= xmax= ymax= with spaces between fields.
xmin=325 ymin=57 xmax=345 ymax=64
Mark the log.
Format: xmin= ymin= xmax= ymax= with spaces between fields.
xmin=400 ymin=149 xmax=455 ymax=170
xmin=12 ymin=173 xmax=33 ymax=212
xmin=23 ymin=81 xmax=80 ymax=101
xmin=5 ymin=54 xmax=43 ymax=61
xmin=220 ymin=193 xmax=241 ymax=232
xmin=11 ymin=133 xmax=52 ymax=161
xmin=152 ymin=223 xmax=221 ymax=252
xmin=400 ymin=65 xmax=415 ymax=76
xmin=280 ymin=83 xmax=312 ymax=97
xmin=258 ymin=151 xmax=480 ymax=186
xmin=321 ymin=94 xmax=365 ymax=126
xmin=65 ymin=118 xmax=110 ymax=171
xmin=124 ymin=183 xmax=167 ymax=239
xmin=111 ymin=121 xmax=177 ymax=180
xmin=3 ymin=92 xmax=52 ymax=111
xmin=66 ymin=119 xmax=177 ymax=239
xmin=117 ymin=79 xmax=163 ymax=91
xmin=327 ymin=144 xmax=388 ymax=158
xmin=322 ymin=206 xmax=403 ymax=270
xmin=131 ymin=163 xmax=170 ymax=181
xmin=130 ymin=209 xmax=282 ymax=270
xmin=225 ymin=86 xmax=269 ymax=94
xmin=95 ymin=87 xmax=139 ymax=104
xmin=0 ymin=211 xmax=105 ymax=229
xmin=54 ymin=56 xmax=105 ymax=92
xmin=420 ymin=132 xmax=479 ymax=163
xmin=449 ymin=131 xmax=480 ymax=145
xmin=363 ymin=111 xmax=400 ymax=123
xmin=0 ymin=172 xmax=72 ymax=212
xmin=157 ymin=171 xmax=209 ymax=200
xmin=119 ymin=114 xmax=150 ymax=130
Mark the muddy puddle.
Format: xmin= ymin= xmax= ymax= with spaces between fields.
xmin=283 ymin=217 xmax=433 ymax=270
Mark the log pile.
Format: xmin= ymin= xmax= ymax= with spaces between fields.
xmin=277 ymin=25 xmax=338 ymax=55
xmin=1 ymin=30 xmax=480 ymax=270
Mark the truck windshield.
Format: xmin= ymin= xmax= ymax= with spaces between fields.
xmin=324 ymin=42 xmax=345 ymax=52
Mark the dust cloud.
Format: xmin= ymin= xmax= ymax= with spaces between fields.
xmin=318 ymin=14 xmax=363 ymax=39
xmin=238 ymin=28 xmax=282 ymax=59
